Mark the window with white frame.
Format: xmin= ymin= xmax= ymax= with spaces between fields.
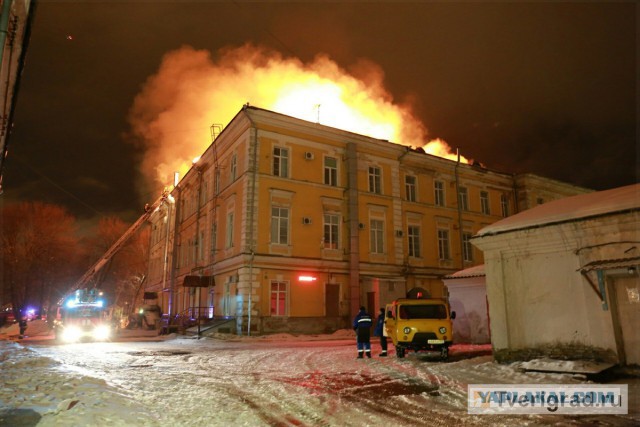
xmin=370 ymin=219 xmax=384 ymax=254
xmin=437 ymin=228 xmax=450 ymax=260
xmin=223 ymin=282 xmax=232 ymax=317
xmin=230 ymin=154 xmax=237 ymax=182
xmin=323 ymin=213 xmax=339 ymax=249
xmin=210 ymin=223 xmax=217 ymax=256
xmin=501 ymin=194 xmax=510 ymax=217
xmin=273 ymin=147 xmax=289 ymax=177
xmin=434 ymin=180 xmax=445 ymax=206
xmin=200 ymin=181 xmax=208 ymax=207
xmin=480 ymin=191 xmax=490 ymax=215
xmin=271 ymin=206 xmax=289 ymax=244
xmin=225 ymin=212 xmax=234 ymax=248
xmin=270 ymin=281 xmax=287 ymax=316
xmin=188 ymin=238 xmax=195 ymax=265
xmin=405 ymin=175 xmax=417 ymax=202
xmin=214 ymin=169 xmax=220 ymax=195
xmin=408 ymin=225 xmax=421 ymax=258
xmin=462 ymin=232 xmax=474 ymax=262
xmin=198 ymin=231 xmax=205 ymax=261
xmin=324 ymin=156 xmax=338 ymax=186
xmin=368 ymin=166 xmax=381 ymax=194
xmin=177 ymin=239 xmax=183 ymax=268
xmin=458 ymin=186 xmax=469 ymax=211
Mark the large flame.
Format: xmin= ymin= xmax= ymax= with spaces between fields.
xmin=128 ymin=44 xmax=467 ymax=189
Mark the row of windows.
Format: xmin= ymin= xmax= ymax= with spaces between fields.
xmin=180 ymin=147 xmax=511 ymax=225
xmin=269 ymin=208 xmax=474 ymax=262
xmin=271 ymin=147 xmax=510 ymax=217
xmin=170 ymin=211 xmax=475 ymax=269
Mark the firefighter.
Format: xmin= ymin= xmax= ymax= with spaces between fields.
xmin=18 ymin=318 xmax=27 ymax=339
xmin=353 ymin=306 xmax=373 ymax=358
xmin=374 ymin=308 xmax=388 ymax=357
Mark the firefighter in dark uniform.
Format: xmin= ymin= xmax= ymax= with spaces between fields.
xmin=353 ymin=306 xmax=373 ymax=358
xmin=374 ymin=307 xmax=388 ymax=357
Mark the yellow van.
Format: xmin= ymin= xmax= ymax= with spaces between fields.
xmin=384 ymin=295 xmax=455 ymax=359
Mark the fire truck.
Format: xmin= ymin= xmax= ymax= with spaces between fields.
xmin=54 ymin=191 xmax=169 ymax=343
xmin=55 ymin=288 xmax=112 ymax=343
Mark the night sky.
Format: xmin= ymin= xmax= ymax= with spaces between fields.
xmin=2 ymin=1 xmax=637 ymax=224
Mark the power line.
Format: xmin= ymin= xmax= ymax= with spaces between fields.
xmin=8 ymin=153 xmax=105 ymax=217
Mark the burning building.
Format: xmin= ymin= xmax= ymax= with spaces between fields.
xmin=144 ymin=105 xmax=589 ymax=335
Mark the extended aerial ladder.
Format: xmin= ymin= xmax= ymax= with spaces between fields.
xmin=62 ymin=190 xmax=169 ymax=300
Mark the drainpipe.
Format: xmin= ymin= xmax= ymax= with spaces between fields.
xmin=511 ymin=174 xmax=520 ymax=215
xmin=347 ymin=142 xmax=360 ymax=316
xmin=454 ymin=149 xmax=464 ymax=270
xmin=160 ymin=195 xmax=174 ymax=309
xmin=244 ymin=105 xmax=258 ymax=336
xmin=247 ymin=249 xmax=254 ymax=335
xmin=194 ymin=166 xmax=203 ymax=314
xmin=168 ymin=184 xmax=182 ymax=323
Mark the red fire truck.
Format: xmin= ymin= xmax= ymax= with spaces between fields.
xmin=54 ymin=191 xmax=169 ymax=343
xmin=54 ymin=289 xmax=112 ymax=343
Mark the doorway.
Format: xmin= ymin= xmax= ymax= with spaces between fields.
xmin=608 ymin=275 xmax=640 ymax=365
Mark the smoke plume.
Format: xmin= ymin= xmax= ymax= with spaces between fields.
xmin=128 ymin=44 xmax=457 ymax=191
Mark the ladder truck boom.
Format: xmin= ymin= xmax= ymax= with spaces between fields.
xmin=65 ymin=191 xmax=169 ymax=298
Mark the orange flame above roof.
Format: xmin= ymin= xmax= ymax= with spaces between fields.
xmin=128 ymin=44 xmax=467 ymax=187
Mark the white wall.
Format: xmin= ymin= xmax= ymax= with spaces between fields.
xmin=445 ymin=278 xmax=490 ymax=344
xmin=475 ymin=216 xmax=631 ymax=358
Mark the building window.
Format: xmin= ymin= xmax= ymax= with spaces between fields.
xmin=200 ymin=181 xmax=208 ymax=207
xmin=368 ymin=166 xmax=381 ymax=194
xmin=434 ymin=180 xmax=445 ymax=207
xmin=437 ymin=229 xmax=450 ymax=260
xmin=405 ymin=175 xmax=416 ymax=202
xmin=480 ymin=191 xmax=490 ymax=215
xmin=198 ymin=231 xmax=205 ymax=261
xmin=225 ymin=212 xmax=234 ymax=248
xmin=230 ymin=154 xmax=237 ymax=182
xmin=323 ymin=213 xmax=339 ymax=249
xmin=370 ymin=219 xmax=384 ymax=254
xmin=273 ymin=146 xmax=289 ymax=177
xmin=408 ymin=225 xmax=421 ymax=258
xmin=271 ymin=206 xmax=289 ymax=244
xmin=211 ymin=223 xmax=217 ymax=255
xmin=270 ymin=281 xmax=287 ymax=316
xmin=214 ymin=169 xmax=220 ymax=195
xmin=324 ymin=156 xmax=338 ymax=186
xmin=188 ymin=238 xmax=194 ymax=265
xmin=458 ymin=187 xmax=469 ymax=211
xmin=462 ymin=232 xmax=473 ymax=262
xmin=501 ymin=194 xmax=510 ymax=217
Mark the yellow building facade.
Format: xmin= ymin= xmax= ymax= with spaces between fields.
xmin=146 ymin=106 xmax=589 ymax=335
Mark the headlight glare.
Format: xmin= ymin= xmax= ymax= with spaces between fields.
xmin=93 ymin=325 xmax=110 ymax=341
xmin=61 ymin=326 xmax=82 ymax=342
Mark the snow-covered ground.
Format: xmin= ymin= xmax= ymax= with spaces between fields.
xmin=1 ymin=320 xmax=638 ymax=426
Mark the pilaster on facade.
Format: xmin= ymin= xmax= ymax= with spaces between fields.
xmin=390 ymin=162 xmax=405 ymax=264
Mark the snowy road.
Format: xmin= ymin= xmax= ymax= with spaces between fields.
xmin=26 ymin=336 xmax=485 ymax=426
xmin=1 ymin=326 xmax=638 ymax=426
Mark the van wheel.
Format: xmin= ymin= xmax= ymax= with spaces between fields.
xmin=440 ymin=347 xmax=448 ymax=360
xmin=396 ymin=347 xmax=405 ymax=358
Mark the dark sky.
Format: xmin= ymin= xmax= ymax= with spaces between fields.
xmin=3 ymin=1 xmax=637 ymax=224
